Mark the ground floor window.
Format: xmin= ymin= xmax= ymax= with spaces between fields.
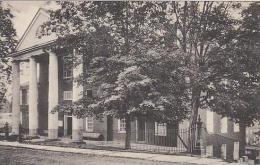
xmin=206 ymin=110 xmax=214 ymax=133
xmin=233 ymin=142 xmax=239 ymax=161
xmin=221 ymin=144 xmax=227 ymax=160
xmin=118 ymin=119 xmax=126 ymax=133
xmin=206 ymin=145 xmax=213 ymax=157
xmin=155 ymin=122 xmax=167 ymax=136
xmin=86 ymin=117 xmax=94 ymax=132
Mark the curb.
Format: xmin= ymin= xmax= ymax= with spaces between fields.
xmin=0 ymin=141 xmax=230 ymax=165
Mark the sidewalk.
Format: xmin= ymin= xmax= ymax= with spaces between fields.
xmin=0 ymin=141 xmax=238 ymax=165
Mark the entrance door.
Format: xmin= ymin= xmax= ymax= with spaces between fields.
xmin=107 ymin=116 xmax=113 ymax=141
xmin=67 ymin=117 xmax=72 ymax=136
xmin=64 ymin=116 xmax=72 ymax=137
xmin=137 ymin=118 xmax=146 ymax=141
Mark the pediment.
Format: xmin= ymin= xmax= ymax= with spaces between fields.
xmin=16 ymin=8 xmax=57 ymax=51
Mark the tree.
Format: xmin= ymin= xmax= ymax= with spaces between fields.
xmin=206 ymin=2 xmax=260 ymax=156
xmin=159 ymin=1 xmax=241 ymax=127
xmin=0 ymin=2 xmax=17 ymax=109
xmin=42 ymin=1 xmax=190 ymax=149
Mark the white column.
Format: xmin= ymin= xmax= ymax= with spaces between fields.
xmin=72 ymin=49 xmax=84 ymax=142
xmin=12 ymin=61 xmax=20 ymax=135
xmin=48 ymin=52 xmax=59 ymax=139
xmin=29 ymin=57 xmax=38 ymax=136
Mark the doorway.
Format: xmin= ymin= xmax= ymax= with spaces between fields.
xmin=64 ymin=115 xmax=72 ymax=137
xmin=137 ymin=118 xmax=146 ymax=141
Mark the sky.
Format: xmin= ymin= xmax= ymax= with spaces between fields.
xmin=3 ymin=1 xmax=251 ymax=40
xmin=2 ymin=1 xmax=57 ymax=38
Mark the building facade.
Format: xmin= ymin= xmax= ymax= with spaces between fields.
xmin=11 ymin=8 xmax=242 ymax=161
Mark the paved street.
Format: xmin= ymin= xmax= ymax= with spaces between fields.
xmin=0 ymin=146 xmax=193 ymax=165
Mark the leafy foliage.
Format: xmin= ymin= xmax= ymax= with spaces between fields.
xmin=0 ymin=2 xmax=17 ymax=108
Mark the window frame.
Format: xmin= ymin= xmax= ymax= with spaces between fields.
xmin=220 ymin=117 xmax=228 ymax=133
xmin=63 ymin=56 xmax=72 ymax=79
xmin=118 ymin=119 xmax=126 ymax=133
xmin=155 ymin=122 xmax=167 ymax=136
xmin=206 ymin=110 xmax=214 ymax=133
xmin=234 ymin=123 xmax=240 ymax=132
xmin=86 ymin=117 xmax=94 ymax=132
xmin=63 ymin=91 xmax=73 ymax=101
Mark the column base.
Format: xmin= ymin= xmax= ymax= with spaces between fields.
xmin=29 ymin=129 xmax=38 ymax=136
xmin=12 ymin=126 xmax=19 ymax=135
xmin=48 ymin=129 xmax=58 ymax=139
xmin=72 ymin=129 xmax=83 ymax=142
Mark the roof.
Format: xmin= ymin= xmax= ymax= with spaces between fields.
xmin=11 ymin=8 xmax=57 ymax=58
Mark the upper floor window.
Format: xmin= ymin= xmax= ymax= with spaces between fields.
xmin=220 ymin=117 xmax=228 ymax=133
xmin=63 ymin=57 xmax=72 ymax=79
xmin=234 ymin=123 xmax=240 ymax=132
xmin=86 ymin=117 xmax=94 ymax=132
xmin=118 ymin=119 xmax=126 ymax=133
xmin=207 ymin=110 xmax=214 ymax=133
xmin=63 ymin=91 xmax=72 ymax=100
xmin=20 ymin=89 xmax=28 ymax=105
xmin=155 ymin=122 xmax=167 ymax=136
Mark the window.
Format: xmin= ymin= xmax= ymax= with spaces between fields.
xmin=118 ymin=119 xmax=126 ymax=133
xmin=206 ymin=110 xmax=214 ymax=133
xmin=155 ymin=122 xmax=167 ymax=136
xmin=86 ymin=89 xmax=93 ymax=98
xmin=234 ymin=123 xmax=239 ymax=132
xmin=233 ymin=142 xmax=239 ymax=160
xmin=20 ymin=89 xmax=28 ymax=105
xmin=63 ymin=91 xmax=72 ymax=100
xmin=63 ymin=57 xmax=72 ymax=78
xmin=206 ymin=145 xmax=213 ymax=157
xmin=221 ymin=144 xmax=227 ymax=160
xmin=86 ymin=117 xmax=94 ymax=132
xmin=220 ymin=117 xmax=228 ymax=133
xmin=20 ymin=111 xmax=23 ymax=124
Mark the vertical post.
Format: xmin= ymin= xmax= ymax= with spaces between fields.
xmin=72 ymin=49 xmax=84 ymax=142
xmin=29 ymin=57 xmax=38 ymax=136
xmin=48 ymin=52 xmax=59 ymax=139
xmin=12 ymin=61 xmax=20 ymax=135
xmin=196 ymin=115 xmax=203 ymax=154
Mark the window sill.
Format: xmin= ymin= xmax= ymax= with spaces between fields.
xmin=118 ymin=131 xmax=126 ymax=134
xmin=155 ymin=134 xmax=167 ymax=137
xmin=63 ymin=77 xmax=72 ymax=80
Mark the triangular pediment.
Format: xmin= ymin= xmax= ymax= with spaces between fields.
xmin=16 ymin=8 xmax=57 ymax=51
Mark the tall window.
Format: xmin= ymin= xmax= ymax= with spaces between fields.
xmin=63 ymin=57 xmax=72 ymax=78
xmin=63 ymin=91 xmax=72 ymax=100
xmin=233 ymin=142 xmax=239 ymax=160
xmin=220 ymin=117 xmax=228 ymax=133
xmin=206 ymin=110 xmax=214 ymax=133
xmin=86 ymin=117 xmax=94 ymax=132
xmin=155 ymin=122 xmax=167 ymax=136
xmin=20 ymin=89 xmax=28 ymax=105
xmin=118 ymin=119 xmax=126 ymax=133
xmin=221 ymin=144 xmax=227 ymax=160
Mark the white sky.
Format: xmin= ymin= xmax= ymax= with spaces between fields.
xmin=2 ymin=1 xmax=57 ymax=39
xmin=3 ymin=1 xmax=251 ymax=40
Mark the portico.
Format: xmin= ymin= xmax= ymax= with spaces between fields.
xmin=12 ymin=49 xmax=59 ymax=139
xmin=11 ymin=48 xmax=84 ymax=141
xmin=10 ymin=8 xmax=84 ymax=141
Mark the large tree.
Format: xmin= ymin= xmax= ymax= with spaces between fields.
xmin=207 ymin=2 xmax=260 ymax=156
xmin=42 ymin=1 xmax=190 ymax=149
xmin=158 ymin=1 xmax=240 ymax=127
xmin=0 ymin=2 xmax=17 ymax=109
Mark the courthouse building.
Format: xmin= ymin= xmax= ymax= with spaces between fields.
xmin=10 ymin=8 xmax=241 ymax=161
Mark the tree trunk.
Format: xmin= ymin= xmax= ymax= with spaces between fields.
xmin=239 ymin=120 xmax=246 ymax=157
xmin=125 ymin=114 xmax=131 ymax=149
